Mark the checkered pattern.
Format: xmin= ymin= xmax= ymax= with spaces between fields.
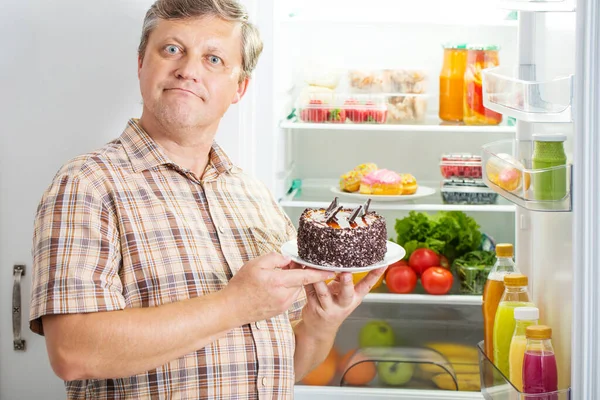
xmin=30 ymin=119 xmax=305 ymax=399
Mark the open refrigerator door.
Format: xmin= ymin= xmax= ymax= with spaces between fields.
xmin=248 ymin=0 xmax=599 ymax=397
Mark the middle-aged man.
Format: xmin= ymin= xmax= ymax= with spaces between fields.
xmin=29 ymin=0 xmax=387 ymax=398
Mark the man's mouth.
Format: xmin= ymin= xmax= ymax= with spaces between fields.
xmin=165 ymin=88 xmax=202 ymax=99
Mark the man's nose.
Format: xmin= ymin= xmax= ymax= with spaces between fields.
xmin=175 ymin=56 xmax=202 ymax=82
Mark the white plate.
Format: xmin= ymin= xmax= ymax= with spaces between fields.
xmin=330 ymin=186 xmax=436 ymax=202
xmin=280 ymin=240 xmax=406 ymax=273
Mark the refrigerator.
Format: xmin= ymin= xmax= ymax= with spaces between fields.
xmin=1 ymin=0 xmax=598 ymax=399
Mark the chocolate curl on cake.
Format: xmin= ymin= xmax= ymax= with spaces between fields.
xmin=361 ymin=199 xmax=372 ymax=217
xmin=347 ymin=205 xmax=363 ymax=224
xmin=325 ymin=197 xmax=339 ymax=214
xmin=325 ymin=205 xmax=343 ymax=223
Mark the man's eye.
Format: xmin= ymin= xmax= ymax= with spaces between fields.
xmin=208 ymin=55 xmax=222 ymax=65
xmin=165 ymin=45 xmax=180 ymax=55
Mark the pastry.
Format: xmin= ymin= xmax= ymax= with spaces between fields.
xmin=359 ymin=169 xmax=402 ymax=195
xmin=297 ymin=199 xmax=387 ymax=268
xmin=400 ymin=173 xmax=418 ymax=195
xmin=339 ymin=170 xmax=362 ymax=192
xmin=353 ymin=163 xmax=378 ymax=176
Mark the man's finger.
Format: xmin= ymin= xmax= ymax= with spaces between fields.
xmin=278 ymin=268 xmax=334 ymax=288
xmin=312 ymin=281 xmax=334 ymax=309
xmin=259 ymin=252 xmax=293 ymax=270
xmin=354 ymin=267 xmax=387 ymax=297
xmin=337 ymin=272 xmax=355 ymax=307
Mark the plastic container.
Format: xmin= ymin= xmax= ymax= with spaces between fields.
xmin=531 ymin=134 xmax=568 ymax=201
xmin=297 ymin=94 xmax=388 ymax=124
xmin=441 ymin=179 xmax=498 ymax=205
xmin=440 ymin=154 xmax=483 ymax=179
xmin=348 ymin=69 xmax=428 ymax=94
xmin=477 ymin=341 xmax=571 ymax=400
xmin=464 ymin=45 xmax=503 ymax=126
xmin=457 ymin=264 xmax=493 ymax=295
xmin=523 ymin=325 xmax=558 ymax=398
xmin=439 ymin=43 xmax=468 ymax=122
xmin=386 ymin=95 xmax=428 ymax=124
xmin=509 ymin=307 xmax=540 ymax=392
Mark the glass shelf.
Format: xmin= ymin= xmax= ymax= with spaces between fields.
xmin=482 ymin=67 xmax=573 ymax=123
xmin=482 ymin=140 xmax=572 ymax=212
xmin=498 ymin=0 xmax=575 ymax=12
xmin=477 ymin=341 xmax=571 ymax=399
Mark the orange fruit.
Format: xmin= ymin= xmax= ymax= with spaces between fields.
xmin=325 ymin=272 xmax=384 ymax=291
xmin=339 ymin=349 xmax=377 ymax=386
xmin=301 ymin=347 xmax=339 ymax=386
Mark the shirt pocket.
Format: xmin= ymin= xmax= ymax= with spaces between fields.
xmin=247 ymin=226 xmax=290 ymax=258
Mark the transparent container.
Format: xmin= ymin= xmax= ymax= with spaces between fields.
xmin=456 ymin=264 xmax=493 ymax=295
xmin=441 ymin=179 xmax=498 ymax=205
xmin=386 ymin=95 xmax=428 ymax=124
xmin=440 ymin=154 xmax=483 ymax=179
xmin=297 ymin=94 xmax=388 ymax=124
xmin=482 ymin=66 xmax=574 ymax=123
xmin=348 ymin=69 xmax=428 ymax=94
xmin=477 ymin=341 xmax=571 ymax=399
xmin=482 ymin=139 xmax=573 ymax=212
xmin=464 ymin=45 xmax=503 ymax=126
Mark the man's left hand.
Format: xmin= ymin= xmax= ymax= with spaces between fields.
xmin=299 ymin=265 xmax=387 ymax=340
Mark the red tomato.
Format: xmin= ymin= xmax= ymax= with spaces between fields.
xmin=439 ymin=255 xmax=450 ymax=270
xmin=408 ymin=248 xmax=440 ymax=276
xmin=388 ymin=259 xmax=408 ymax=269
xmin=421 ymin=267 xmax=454 ymax=295
xmin=385 ymin=266 xmax=417 ymax=294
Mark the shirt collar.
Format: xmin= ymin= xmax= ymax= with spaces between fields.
xmin=120 ymin=119 xmax=239 ymax=178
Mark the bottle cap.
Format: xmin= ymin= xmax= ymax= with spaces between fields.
xmin=532 ymin=133 xmax=567 ymax=142
xmin=526 ymin=325 xmax=552 ymax=340
xmin=495 ymin=243 xmax=514 ymax=257
xmin=514 ymin=307 xmax=539 ymax=321
xmin=504 ymin=274 xmax=528 ymax=287
xmin=466 ymin=44 xmax=500 ymax=51
xmin=443 ymin=42 xmax=468 ymax=49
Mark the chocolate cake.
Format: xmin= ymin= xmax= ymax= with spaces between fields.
xmin=297 ymin=198 xmax=387 ymax=268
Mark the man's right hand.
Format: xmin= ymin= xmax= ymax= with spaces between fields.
xmin=223 ymin=252 xmax=334 ymax=325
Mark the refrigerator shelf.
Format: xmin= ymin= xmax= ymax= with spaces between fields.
xmin=482 ymin=139 xmax=573 ymax=212
xmin=498 ymin=0 xmax=575 ymax=12
xmin=279 ymin=180 xmax=516 ymax=213
xmin=281 ymin=119 xmax=517 ymax=134
xmin=477 ymin=341 xmax=571 ymax=399
xmin=295 ymin=385 xmax=484 ymax=399
xmin=363 ymin=293 xmax=482 ymax=306
xmin=482 ymin=66 xmax=574 ymax=123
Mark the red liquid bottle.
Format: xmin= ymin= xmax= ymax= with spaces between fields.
xmin=522 ymin=325 xmax=558 ymax=400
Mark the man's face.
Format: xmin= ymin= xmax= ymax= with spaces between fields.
xmin=138 ymin=16 xmax=248 ymax=130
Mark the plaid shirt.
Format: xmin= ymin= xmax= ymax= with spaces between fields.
xmin=30 ymin=119 xmax=305 ymax=399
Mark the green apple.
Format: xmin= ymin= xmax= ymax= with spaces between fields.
xmin=377 ymin=361 xmax=415 ymax=386
xmin=359 ymin=320 xmax=395 ymax=348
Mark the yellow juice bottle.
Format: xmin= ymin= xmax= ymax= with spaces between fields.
xmin=493 ymin=274 xmax=534 ymax=377
xmin=509 ymin=307 xmax=539 ymax=391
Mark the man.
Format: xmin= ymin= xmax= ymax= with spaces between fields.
xmin=29 ymin=0 xmax=386 ymax=399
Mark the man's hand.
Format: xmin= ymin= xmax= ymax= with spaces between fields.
xmin=223 ymin=252 xmax=334 ymax=326
xmin=301 ymin=266 xmax=388 ymax=340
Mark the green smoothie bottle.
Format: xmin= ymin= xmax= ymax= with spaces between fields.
xmin=532 ymin=133 xmax=567 ymax=201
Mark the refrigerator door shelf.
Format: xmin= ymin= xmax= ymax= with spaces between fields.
xmin=482 ymin=139 xmax=573 ymax=212
xmin=498 ymin=0 xmax=575 ymax=12
xmin=477 ymin=341 xmax=572 ymax=399
xmin=482 ymin=66 xmax=574 ymax=123
xmin=362 ymin=293 xmax=482 ymax=307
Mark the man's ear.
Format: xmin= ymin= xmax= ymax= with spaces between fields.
xmin=137 ymin=54 xmax=144 ymax=79
xmin=232 ymin=77 xmax=250 ymax=104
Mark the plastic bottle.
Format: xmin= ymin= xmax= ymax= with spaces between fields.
xmin=523 ymin=325 xmax=558 ymax=399
xmin=509 ymin=307 xmax=539 ymax=391
xmin=482 ymin=243 xmax=520 ymax=362
xmin=439 ymin=43 xmax=467 ymax=122
xmin=493 ymin=274 xmax=534 ymax=377
xmin=532 ymin=134 xmax=568 ymax=201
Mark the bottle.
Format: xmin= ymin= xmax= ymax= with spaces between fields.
xmin=523 ymin=325 xmax=558 ymax=399
xmin=439 ymin=43 xmax=467 ymax=122
xmin=493 ymin=274 xmax=534 ymax=377
xmin=463 ymin=44 xmax=502 ymax=126
xmin=483 ymin=243 xmax=520 ymax=362
xmin=532 ymin=134 xmax=568 ymax=201
xmin=509 ymin=307 xmax=539 ymax=391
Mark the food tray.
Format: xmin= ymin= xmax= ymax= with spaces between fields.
xmin=441 ymin=179 xmax=498 ymax=205
xmin=348 ymin=69 xmax=428 ymax=94
xmin=440 ymin=154 xmax=483 ymax=179
xmin=386 ymin=95 xmax=428 ymax=124
xmin=297 ymin=94 xmax=388 ymax=124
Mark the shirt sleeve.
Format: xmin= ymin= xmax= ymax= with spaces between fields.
xmin=29 ymin=174 xmax=125 ymax=335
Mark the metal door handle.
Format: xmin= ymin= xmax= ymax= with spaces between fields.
xmin=13 ymin=265 xmax=26 ymax=351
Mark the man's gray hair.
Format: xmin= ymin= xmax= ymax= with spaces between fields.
xmin=138 ymin=0 xmax=263 ymax=82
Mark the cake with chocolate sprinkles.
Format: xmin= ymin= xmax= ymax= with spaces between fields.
xmin=297 ymin=198 xmax=387 ymax=268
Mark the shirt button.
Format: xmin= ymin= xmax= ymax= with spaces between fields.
xmin=255 ymin=321 xmax=261 ymax=330
xmin=261 ymin=377 xmax=267 ymax=387
xmin=218 ymin=226 xmax=225 ymax=234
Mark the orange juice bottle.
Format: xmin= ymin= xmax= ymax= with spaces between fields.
xmin=482 ymin=244 xmax=519 ymax=362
